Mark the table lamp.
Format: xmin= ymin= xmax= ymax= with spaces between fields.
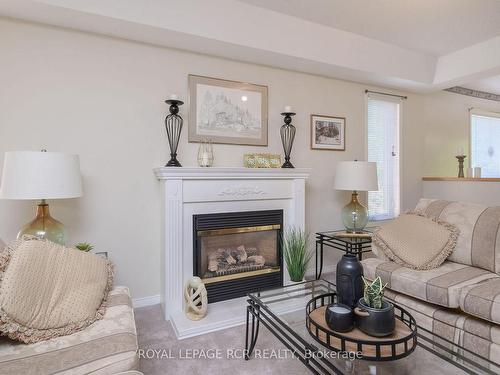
xmin=0 ymin=151 xmax=83 ymax=245
xmin=334 ymin=161 xmax=378 ymax=233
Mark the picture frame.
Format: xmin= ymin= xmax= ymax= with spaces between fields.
xmin=310 ymin=114 xmax=346 ymax=151
xmin=188 ymin=74 xmax=268 ymax=146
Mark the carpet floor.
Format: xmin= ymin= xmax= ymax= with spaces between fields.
xmin=135 ymin=305 xmax=465 ymax=375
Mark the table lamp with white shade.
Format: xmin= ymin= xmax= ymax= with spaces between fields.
xmin=334 ymin=161 xmax=378 ymax=233
xmin=0 ymin=151 xmax=83 ymax=245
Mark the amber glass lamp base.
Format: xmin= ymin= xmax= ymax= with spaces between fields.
xmin=341 ymin=191 xmax=369 ymax=233
xmin=17 ymin=200 xmax=67 ymax=245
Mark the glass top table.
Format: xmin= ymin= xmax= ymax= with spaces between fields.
xmin=245 ymin=279 xmax=500 ymax=374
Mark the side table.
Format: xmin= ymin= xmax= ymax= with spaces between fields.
xmin=315 ymin=229 xmax=374 ymax=279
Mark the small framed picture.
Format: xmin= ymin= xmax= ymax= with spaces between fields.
xmin=310 ymin=114 xmax=346 ymax=151
xmin=188 ymin=75 xmax=268 ymax=146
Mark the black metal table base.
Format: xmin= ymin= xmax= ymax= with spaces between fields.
xmin=315 ymin=232 xmax=373 ymax=279
xmin=245 ymin=298 xmax=345 ymax=374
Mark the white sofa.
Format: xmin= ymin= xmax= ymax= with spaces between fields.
xmin=362 ymin=199 xmax=500 ymax=367
xmin=0 ymin=285 xmax=139 ymax=374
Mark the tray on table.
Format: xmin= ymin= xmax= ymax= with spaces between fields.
xmin=306 ymin=293 xmax=418 ymax=361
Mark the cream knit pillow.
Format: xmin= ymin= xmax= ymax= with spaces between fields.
xmin=373 ymin=213 xmax=459 ymax=270
xmin=0 ymin=236 xmax=113 ymax=343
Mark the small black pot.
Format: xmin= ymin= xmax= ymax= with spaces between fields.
xmin=325 ymin=303 xmax=354 ymax=332
xmin=354 ymin=298 xmax=395 ymax=337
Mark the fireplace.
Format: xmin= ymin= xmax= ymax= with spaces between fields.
xmin=193 ymin=210 xmax=283 ymax=303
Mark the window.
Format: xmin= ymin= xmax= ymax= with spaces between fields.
xmin=471 ymin=111 xmax=500 ymax=177
xmin=366 ymin=94 xmax=401 ymax=221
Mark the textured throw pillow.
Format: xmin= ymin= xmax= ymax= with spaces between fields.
xmin=373 ymin=213 xmax=459 ymax=270
xmin=0 ymin=236 xmax=113 ymax=343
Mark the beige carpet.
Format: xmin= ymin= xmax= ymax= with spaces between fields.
xmin=135 ymin=305 xmax=465 ymax=375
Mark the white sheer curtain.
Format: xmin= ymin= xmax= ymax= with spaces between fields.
xmin=366 ymin=93 xmax=401 ymax=220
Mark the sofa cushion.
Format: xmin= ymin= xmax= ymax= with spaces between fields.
xmin=0 ymin=286 xmax=138 ymax=375
xmin=415 ymin=199 xmax=500 ymax=274
xmin=362 ymin=257 xmax=499 ymax=308
xmin=459 ymin=278 xmax=500 ymax=325
xmin=373 ymin=213 xmax=459 ymax=270
xmin=0 ymin=236 xmax=113 ymax=343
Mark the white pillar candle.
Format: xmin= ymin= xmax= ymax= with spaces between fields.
xmin=284 ymin=105 xmax=292 ymax=112
xmin=457 ymin=146 xmax=464 ymax=156
xmin=474 ymin=167 xmax=482 ymax=178
xmin=170 ymin=94 xmax=179 ymax=100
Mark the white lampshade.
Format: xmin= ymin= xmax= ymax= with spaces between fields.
xmin=333 ymin=161 xmax=378 ymax=192
xmin=0 ymin=151 xmax=83 ymax=200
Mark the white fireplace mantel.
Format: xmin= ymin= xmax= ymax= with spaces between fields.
xmin=154 ymin=167 xmax=309 ymax=338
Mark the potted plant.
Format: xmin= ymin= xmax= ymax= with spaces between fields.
xmin=282 ymin=228 xmax=312 ymax=283
xmin=75 ymin=242 xmax=94 ymax=252
xmin=354 ymin=276 xmax=395 ymax=337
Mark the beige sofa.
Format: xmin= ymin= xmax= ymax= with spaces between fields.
xmin=0 ymin=285 xmax=139 ymax=374
xmin=362 ymin=198 xmax=500 ymax=366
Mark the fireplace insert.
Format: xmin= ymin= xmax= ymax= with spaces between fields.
xmin=193 ymin=210 xmax=283 ymax=303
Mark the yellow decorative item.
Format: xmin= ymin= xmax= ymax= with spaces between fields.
xmin=184 ymin=276 xmax=208 ymax=320
xmin=244 ymin=153 xmax=282 ymax=168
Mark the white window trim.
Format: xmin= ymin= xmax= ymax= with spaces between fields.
xmin=364 ymin=91 xmax=403 ymax=221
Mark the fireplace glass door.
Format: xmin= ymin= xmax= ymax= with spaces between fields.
xmin=199 ymin=225 xmax=280 ymax=281
xmin=193 ymin=210 xmax=283 ymax=303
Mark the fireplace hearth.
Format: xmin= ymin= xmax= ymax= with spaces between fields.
xmin=193 ymin=210 xmax=283 ymax=303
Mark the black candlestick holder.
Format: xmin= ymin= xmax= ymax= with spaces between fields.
xmin=456 ymin=155 xmax=466 ymax=178
xmin=280 ymin=111 xmax=296 ymax=168
xmin=165 ymin=99 xmax=184 ymax=167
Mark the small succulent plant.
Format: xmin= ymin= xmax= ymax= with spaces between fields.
xmin=362 ymin=276 xmax=388 ymax=309
xmin=75 ymin=242 xmax=94 ymax=252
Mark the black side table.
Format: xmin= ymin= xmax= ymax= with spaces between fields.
xmin=315 ymin=229 xmax=374 ymax=279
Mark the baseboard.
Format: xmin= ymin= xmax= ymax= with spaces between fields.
xmin=133 ymin=294 xmax=161 ymax=308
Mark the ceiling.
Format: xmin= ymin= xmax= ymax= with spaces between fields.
xmin=239 ymin=0 xmax=500 ymax=56
xmin=2 ymin=0 xmax=500 ymax=94
xmin=463 ymin=74 xmax=500 ymax=95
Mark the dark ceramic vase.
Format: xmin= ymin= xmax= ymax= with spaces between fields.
xmin=325 ymin=303 xmax=354 ymax=332
xmin=336 ymin=254 xmax=364 ymax=308
xmin=354 ymin=298 xmax=395 ymax=337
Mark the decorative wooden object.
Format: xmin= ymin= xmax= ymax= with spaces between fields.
xmin=306 ymin=293 xmax=417 ymax=361
xmin=243 ymin=153 xmax=282 ymax=168
xmin=184 ymin=276 xmax=208 ymax=321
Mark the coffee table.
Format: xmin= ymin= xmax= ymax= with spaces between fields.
xmin=245 ymin=279 xmax=500 ymax=374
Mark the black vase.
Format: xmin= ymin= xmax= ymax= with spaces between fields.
xmin=336 ymin=254 xmax=364 ymax=308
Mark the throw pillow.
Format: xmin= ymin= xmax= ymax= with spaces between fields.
xmin=373 ymin=213 xmax=459 ymax=270
xmin=0 ymin=236 xmax=113 ymax=343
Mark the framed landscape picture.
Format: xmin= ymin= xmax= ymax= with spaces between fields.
xmin=310 ymin=114 xmax=346 ymax=151
xmin=188 ymin=75 xmax=268 ymax=146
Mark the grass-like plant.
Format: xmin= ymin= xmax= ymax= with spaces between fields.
xmin=282 ymin=228 xmax=312 ymax=282
xmin=362 ymin=276 xmax=388 ymax=309
xmin=75 ymin=242 xmax=94 ymax=252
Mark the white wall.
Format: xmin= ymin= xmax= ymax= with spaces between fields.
xmin=423 ymin=91 xmax=500 ymax=176
xmin=0 ymin=18 xmax=425 ymax=299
